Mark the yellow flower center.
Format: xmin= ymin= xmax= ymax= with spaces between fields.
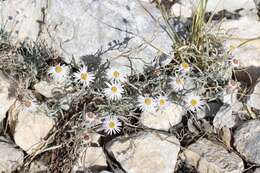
xmin=144 ymin=98 xmax=152 ymax=105
xmin=159 ymin=99 xmax=166 ymax=106
xmin=111 ymin=86 xmax=118 ymax=93
xmin=55 ymin=66 xmax=62 ymax=73
xmin=80 ymin=72 xmax=88 ymax=81
xmin=113 ymin=71 xmax=120 ymax=78
xmin=108 ymin=121 xmax=116 ymax=129
xmin=190 ymin=99 xmax=198 ymax=107
xmin=181 ymin=63 xmax=189 ymax=70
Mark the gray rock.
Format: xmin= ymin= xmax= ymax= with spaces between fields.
xmin=255 ymin=168 xmax=260 ymax=173
xmin=0 ymin=0 xmax=47 ymax=41
xmin=34 ymin=81 xmax=65 ymax=98
xmin=223 ymin=89 xmax=239 ymax=105
xmin=181 ymin=138 xmax=244 ymax=173
xmin=29 ymin=161 xmax=49 ymax=173
xmin=206 ymin=0 xmax=255 ymax=12
xmin=247 ymin=82 xmax=260 ymax=110
xmin=213 ymin=103 xmax=243 ymax=129
xmin=72 ymin=147 xmax=107 ymax=172
xmin=0 ymin=139 xmax=24 ymax=173
xmin=222 ymin=15 xmax=260 ymax=68
xmin=234 ymin=120 xmax=260 ymax=165
xmin=254 ymin=0 xmax=260 ymax=6
xmin=140 ymin=104 xmax=184 ymax=131
xmin=44 ymin=0 xmax=172 ymax=74
xmin=196 ymin=101 xmax=223 ymax=119
xmin=1 ymin=0 xmax=172 ymax=74
xmin=171 ymin=0 xmax=255 ymax=18
xmin=255 ymin=0 xmax=260 ymax=17
xmin=0 ymin=71 xmax=16 ymax=123
xmin=9 ymin=101 xmax=55 ymax=154
xmin=106 ymin=131 xmax=180 ymax=173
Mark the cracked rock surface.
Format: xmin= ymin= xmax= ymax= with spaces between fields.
xmin=181 ymin=138 xmax=244 ymax=173
xmin=0 ymin=71 xmax=16 ymax=123
xmin=0 ymin=138 xmax=24 ymax=173
xmin=106 ymin=131 xmax=180 ymax=173
xmin=234 ymin=120 xmax=260 ymax=165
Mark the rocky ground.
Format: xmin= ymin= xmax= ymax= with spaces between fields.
xmin=0 ymin=0 xmax=260 ymax=173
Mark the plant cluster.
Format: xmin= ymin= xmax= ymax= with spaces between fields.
xmin=0 ymin=0 xmax=244 ymax=171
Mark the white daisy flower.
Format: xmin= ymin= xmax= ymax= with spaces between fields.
xmin=137 ymin=96 xmax=156 ymax=112
xmin=170 ymin=77 xmax=185 ymax=92
xmin=107 ymin=68 xmax=127 ymax=83
xmin=104 ymin=82 xmax=124 ymax=100
xmin=185 ymin=95 xmax=204 ymax=111
xmin=179 ymin=62 xmax=191 ymax=73
xmin=23 ymin=99 xmax=38 ymax=112
xmin=103 ymin=116 xmax=122 ymax=135
xmin=230 ymin=58 xmax=240 ymax=68
xmin=156 ymin=95 xmax=170 ymax=110
xmin=48 ymin=64 xmax=69 ymax=81
xmin=74 ymin=66 xmax=95 ymax=86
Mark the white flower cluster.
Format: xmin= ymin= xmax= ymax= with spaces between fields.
xmin=47 ymin=62 xmax=206 ymax=136
xmin=47 ymin=64 xmax=127 ymax=135
xmin=131 ymin=62 xmax=204 ymax=124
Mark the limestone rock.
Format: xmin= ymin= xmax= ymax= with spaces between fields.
xmin=34 ymin=81 xmax=64 ymax=98
xmin=222 ymin=16 xmax=260 ymax=67
xmin=171 ymin=0 xmax=255 ymax=18
xmin=255 ymin=0 xmax=260 ymax=7
xmin=255 ymin=0 xmax=260 ymax=5
xmin=2 ymin=0 xmax=172 ymax=74
xmin=181 ymin=138 xmax=244 ymax=173
xmin=255 ymin=0 xmax=260 ymax=17
xmin=0 ymin=72 xmax=16 ymax=123
xmin=29 ymin=161 xmax=49 ymax=173
xmin=0 ymin=0 xmax=47 ymax=41
xmin=255 ymin=168 xmax=260 ymax=173
xmin=140 ymin=104 xmax=184 ymax=131
xmin=44 ymin=0 xmax=172 ymax=73
xmin=106 ymin=132 xmax=180 ymax=173
xmin=223 ymin=89 xmax=238 ymax=105
xmin=234 ymin=120 xmax=260 ymax=165
xmin=205 ymin=0 xmax=255 ymax=12
xmin=247 ymin=82 xmax=260 ymax=110
xmin=171 ymin=1 xmax=193 ymax=18
xmin=213 ymin=103 xmax=242 ymax=129
xmin=0 ymin=139 xmax=24 ymax=173
xmin=73 ymin=147 xmax=107 ymax=172
xmin=11 ymin=104 xmax=55 ymax=154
